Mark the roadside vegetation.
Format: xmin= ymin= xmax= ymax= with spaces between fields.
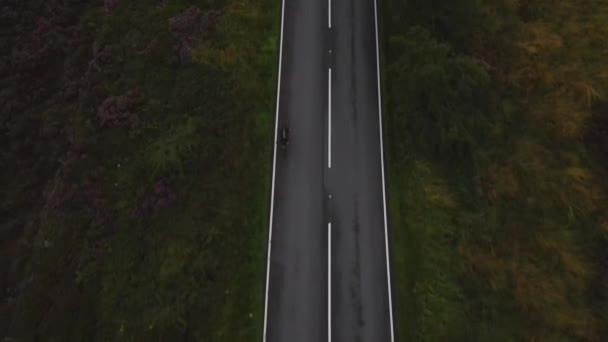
xmin=384 ymin=0 xmax=608 ymax=340
xmin=1 ymin=0 xmax=277 ymax=340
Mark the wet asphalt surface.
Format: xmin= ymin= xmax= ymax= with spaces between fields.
xmin=264 ymin=0 xmax=393 ymax=341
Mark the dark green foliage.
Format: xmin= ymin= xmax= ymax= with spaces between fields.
xmin=385 ymin=0 xmax=608 ymax=340
xmin=584 ymin=100 xmax=608 ymax=169
xmin=2 ymin=0 xmax=277 ymax=340
xmin=387 ymin=26 xmax=492 ymax=199
xmin=387 ymin=0 xmax=485 ymax=51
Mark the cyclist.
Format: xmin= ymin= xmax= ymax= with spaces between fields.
xmin=279 ymin=125 xmax=289 ymax=148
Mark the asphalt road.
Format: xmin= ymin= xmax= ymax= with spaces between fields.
xmin=263 ymin=0 xmax=394 ymax=340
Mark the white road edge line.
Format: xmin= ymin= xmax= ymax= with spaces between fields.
xmin=262 ymin=0 xmax=286 ymax=339
xmin=373 ymin=0 xmax=395 ymax=341
xmin=328 ymin=222 xmax=332 ymax=342
xmin=328 ymin=68 xmax=332 ymax=169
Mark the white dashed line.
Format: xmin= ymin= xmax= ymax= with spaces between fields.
xmin=328 ymin=68 xmax=332 ymax=169
xmin=328 ymin=0 xmax=332 ymax=28
xmin=328 ymin=221 xmax=332 ymax=342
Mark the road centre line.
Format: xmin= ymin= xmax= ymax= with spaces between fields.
xmin=328 ymin=68 xmax=332 ymax=169
xmin=328 ymin=0 xmax=331 ymax=28
xmin=328 ymin=221 xmax=332 ymax=342
xmin=262 ymin=0 xmax=286 ymax=338
xmin=373 ymin=0 xmax=396 ymax=340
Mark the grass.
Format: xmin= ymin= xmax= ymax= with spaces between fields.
xmin=388 ymin=159 xmax=467 ymax=341
xmin=384 ymin=0 xmax=608 ymax=340
xmin=1 ymin=0 xmax=278 ymax=340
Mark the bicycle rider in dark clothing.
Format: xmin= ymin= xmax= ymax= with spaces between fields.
xmin=279 ymin=124 xmax=289 ymax=148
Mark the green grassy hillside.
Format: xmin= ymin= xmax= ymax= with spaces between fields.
xmin=1 ymin=1 xmax=277 ymax=340
xmin=384 ymin=0 xmax=608 ymax=340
